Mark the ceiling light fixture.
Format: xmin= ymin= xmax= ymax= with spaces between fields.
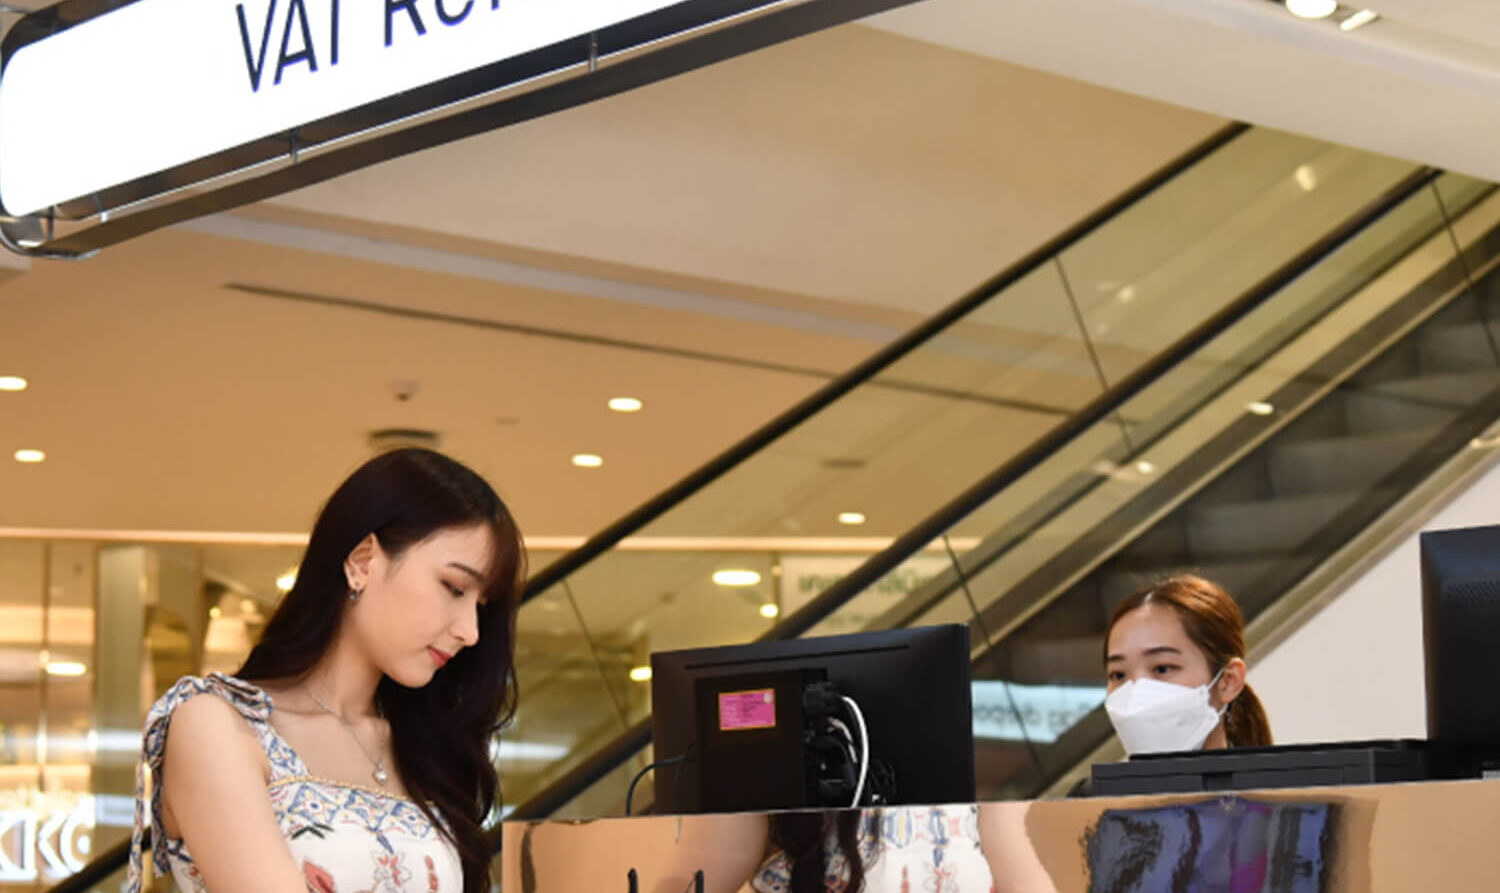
xmin=0 ymin=376 xmax=26 ymax=392
xmin=209 ymin=606 xmax=222 ymax=619
xmin=713 ymin=569 xmax=761 ymax=587
xmin=608 ymin=397 xmax=643 ymax=413
xmin=14 ymin=449 xmax=44 ymax=463
xmin=45 ymin=660 xmax=87 ymax=677
xmin=1135 ymin=460 xmax=1156 ymax=475
xmin=571 ymin=453 xmax=603 ymax=468
xmin=276 ymin=570 xmax=297 ymax=593
xmin=1294 ymin=164 xmax=1318 ymax=192
xmin=1116 ymin=285 xmax=1137 ymax=303
xmin=760 ymin=603 xmax=780 ymax=619
xmin=629 ymin=666 xmax=652 ymax=682
xmin=1285 ymin=0 xmax=1338 ymax=19
xmin=837 ymin=512 xmax=867 ymax=526
xmin=1247 ymin=401 xmax=1276 ymax=416
xmin=1340 ymin=8 xmax=1378 ymax=30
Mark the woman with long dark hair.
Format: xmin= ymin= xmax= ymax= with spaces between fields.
xmin=126 ymin=448 xmax=525 ymax=893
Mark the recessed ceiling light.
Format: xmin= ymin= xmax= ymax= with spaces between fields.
xmin=837 ymin=512 xmax=867 ymax=526
xmin=276 ymin=570 xmax=297 ymax=593
xmin=571 ymin=453 xmax=603 ymax=468
xmin=1116 ymin=285 xmax=1137 ymax=303
xmin=1135 ymin=460 xmax=1156 ymax=475
xmin=713 ymin=569 xmax=761 ymax=587
xmin=1294 ymin=164 xmax=1318 ymax=192
xmin=629 ymin=666 xmax=653 ymax=682
xmin=1246 ymin=401 xmax=1276 ymax=416
xmin=45 ymin=660 xmax=87 ymax=677
xmin=0 ymin=376 xmax=27 ymax=392
xmin=209 ymin=606 xmax=222 ymax=619
xmin=1340 ymin=9 xmax=1379 ymax=31
xmin=14 ymin=449 xmax=44 ymax=463
xmin=608 ymin=397 xmax=643 ymax=413
xmin=760 ymin=603 xmax=780 ymax=619
xmin=1286 ymin=0 xmax=1338 ymax=20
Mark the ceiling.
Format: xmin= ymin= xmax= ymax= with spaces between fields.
xmin=0 ymin=15 xmax=1224 ymax=550
xmin=868 ymin=0 xmax=1500 ymax=185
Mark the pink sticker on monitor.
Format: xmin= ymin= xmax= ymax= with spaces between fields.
xmin=719 ymin=688 xmax=776 ymax=731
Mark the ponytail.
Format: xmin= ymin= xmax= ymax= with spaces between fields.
xmin=1225 ymin=681 xmax=1273 ymax=748
xmin=1108 ymin=574 xmax=1276 ymax=749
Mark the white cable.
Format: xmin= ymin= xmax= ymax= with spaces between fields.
xmin=840 ymin=696 xmax=869 ymax=809
xmin=825 ymin=717 xmax=859 ymax=783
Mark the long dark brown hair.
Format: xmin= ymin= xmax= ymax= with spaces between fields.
xmin=769 ymin=810 xmax=871 ymax=893
xmin=238 ymin=448 xmax=525 ymax=893
xmin=1106 ymin=574 xmax=1273 ymax=748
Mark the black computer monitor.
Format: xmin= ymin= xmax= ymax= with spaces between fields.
xmin=650 ymin=625 xmax=974 ymax=814
xmin=1419 ymin=524 xmax=1500 ymax=751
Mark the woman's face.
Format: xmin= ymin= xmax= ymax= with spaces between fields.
xmin=1105 ymin=603 xmax=1216 ymax=694
xmin=348 ymin=522 xmax=495 ymax=688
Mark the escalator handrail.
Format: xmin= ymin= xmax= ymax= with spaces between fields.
xmin=509 ymin=164 xmax=1444 ymax=821
xmin=521 ymin=122 xmax=1251 ymax=603
xmin=46 ymin=836 xmax=133 ymax=893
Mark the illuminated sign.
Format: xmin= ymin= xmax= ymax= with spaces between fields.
xmin=0 ymin=0 xmax=696 ymax=216
xmin=0 ymin=0 xmax=921 ymax=254
xmin=0 ymin=796 xmax=96 ymax=884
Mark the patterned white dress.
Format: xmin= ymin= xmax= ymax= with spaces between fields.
xmin=127 ymin=673 xmax=463 ymax=893
xmin=752 ymin=806 xmax=995 ymax=893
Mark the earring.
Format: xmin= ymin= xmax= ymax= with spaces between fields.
xmin=349 ymin=585 xmax=362 ymax=602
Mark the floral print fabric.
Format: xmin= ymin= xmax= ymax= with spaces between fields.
xmin=753 ymin=805 xmax=995 ymax=893
xmin=126 ymin=673 xmax=462 ymax=892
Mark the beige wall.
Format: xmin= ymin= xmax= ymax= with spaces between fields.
xmin=1254 ymin=453 xmax=1500 ymax=744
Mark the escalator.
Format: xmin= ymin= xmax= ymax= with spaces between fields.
xmin=506 ymin=163 xmax=1500 ymax=819
xmin=52 ymin=125 xmax=1500 ymax=890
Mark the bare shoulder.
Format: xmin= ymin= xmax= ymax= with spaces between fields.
xmin=164 ymin=691 xmax=266 ymax=759
xmin=160 ymin=692 xmax=270 ymax=837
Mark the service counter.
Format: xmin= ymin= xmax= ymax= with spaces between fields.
xmin=501 ymin=778 xmax=1500 ymax=892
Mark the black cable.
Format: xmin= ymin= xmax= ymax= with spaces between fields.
xmin=625 ymin=749 xmax=694 ymax=817
xmin=670 ymin=742 xmax=697 ymax=810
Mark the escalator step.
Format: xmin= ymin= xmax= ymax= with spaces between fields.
xmin=1267 ymin=428 xmax=1440 ymax=497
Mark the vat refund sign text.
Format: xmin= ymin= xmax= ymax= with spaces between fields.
xmin=0 ymin=0 xmax=689 ymax=216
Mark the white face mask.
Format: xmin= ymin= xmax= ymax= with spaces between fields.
xmin=1105 ymin=670 xmax=1226 ymax=757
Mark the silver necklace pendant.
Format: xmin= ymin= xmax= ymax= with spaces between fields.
xmin=307 ymin=687 xmax=390 ymax=788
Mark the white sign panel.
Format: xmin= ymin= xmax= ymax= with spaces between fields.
xmin=0 ymin=0 xmax=691 ymax=216
xmin=971 ymin=681 xmax=1106 ymax=743
xmin=778 ymin=553 xmax=952 ymax=636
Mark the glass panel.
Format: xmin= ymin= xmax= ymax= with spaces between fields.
xmin=503 ymin=131 xmax=1460 ymax=816
xmin=503 ymin=580 xmax=648 ymax=812
xmin=0 ymin=541 xmax=45 ymax=891
xmin=42 ymin=543 xmax=97 ymax=889
xmin=968 ymin=178 xmax=1500 ymax=798
xmin=1065 ymin=131 xmax=1418 ymax=386
xmin=200 ymin=543 xmax=305 ymax=675
xmin=905 ymin=176 xmax=1484 ymax=645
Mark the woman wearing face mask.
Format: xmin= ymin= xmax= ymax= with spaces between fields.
xmin=1102 ymin=574 xmax=1272 ymax=759
xmin=126 ymin=448 xmax=526 ymax=893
